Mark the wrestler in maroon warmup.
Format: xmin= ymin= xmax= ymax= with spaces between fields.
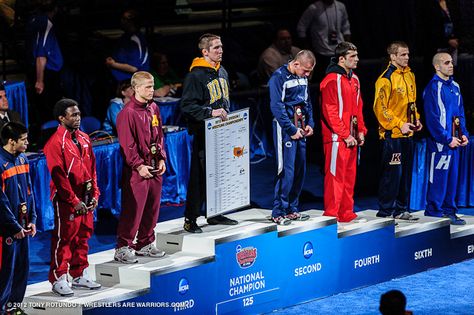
xmin=114 ymin=71 xmax=167 ymax=263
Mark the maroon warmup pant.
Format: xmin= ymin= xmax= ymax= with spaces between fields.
xmin=116 ymin=168 xmax=162 ymax=250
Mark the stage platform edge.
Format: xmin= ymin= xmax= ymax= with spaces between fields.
xmin=23 ymin=208 xmax=474 ymax=315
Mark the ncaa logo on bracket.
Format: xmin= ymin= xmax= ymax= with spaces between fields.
xmin=178 ymin=277 xmax=189 ymax=295
xmin=243 ymin=112 xmax=248 ymax=120
xmin=303 ymin=241 xmax=313 ymax=259
xmin=236 ymin=245 xmax=257 ymax=269
xmin=207 ymin=122 xmax=212 ymax=130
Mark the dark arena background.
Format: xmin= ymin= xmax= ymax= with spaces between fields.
xmin=1 ymin=1 xmax=474 ymax=314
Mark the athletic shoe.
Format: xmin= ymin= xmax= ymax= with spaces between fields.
xmin=135 ymin=243 xmax=166 ymax=258
xmin=352 ymin=216 xmax=368 ymax=223
xmin=271 ymin=216 xmax=292 ymax=225
xmin=114 ymin=246 xmax=138 ymax=264
xmin=285 ymin=212 xmax=310 ymax=221
xmin=443 ymin=214 xmax=466 ymax=225
xmin=52 ymin=274 xmax=74 ymax=296
xmin=72 ymin=269 xmax=101 ymax=289
xmin=393 ymin=212 xmax=419 ymax=222
xmin=207 ymin=215 xmax=238 ymax=225
xmin=184 ymin=218 xmax=203 ymax=233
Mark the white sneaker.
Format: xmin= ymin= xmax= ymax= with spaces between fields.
xmin=72 ymin=269 xmax=101 ymax=289
xmin=352 ymin=216 xmax=368 ymax=223
xmin=52 ymin=274 xmax=74 ymax=296
xmin=114 ymin=246 xmax=138 ymax=264
xmin=135 ymin=243 xmax=166 ymax=258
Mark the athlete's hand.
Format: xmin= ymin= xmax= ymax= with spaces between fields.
xmin=401 ymin=122 xmax=415 ymax=135
xmin=138 ymin=165 xmax=154 ymax=179
xmin=14 ymin=228 xmax=28 ymax=239
xmin=291 ymin=128 xmax=305 ymax=140
xmin=27 ymin=223 xmax=37 ymax=237
xmin=449 ymin=137 xmax=461 ymax=148
xmin=415 ymin=119 xmax=423 ymax=131
xmin=344 ymin=135 xmax=358 ymax=147
xmin=304 ymin=125 xmax=314 ymax=137
xmin=212 ymin=108 xmax=228 ymax=121
xmin=155 ymin=159 xmax=166 ymax=176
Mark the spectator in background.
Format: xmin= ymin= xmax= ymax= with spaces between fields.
xmin=379 ymin=290 xmax=412 ymax=315
xmin=297 ymin=0 xmax=351 ymax=81
xmin=102 ymin=80 xmax=133 ymax=135
xmin=0 ymin=83 xmax=23 ymax=132
xmin=26 ymin=0 xmax=64 ymax=125
xmin=257 ymin=28 xmax=301 ymax=84
xmin=150 ymin=52 xmax=182 ymax=98
xmin=105 ymin=9 xmax=149 ymax=82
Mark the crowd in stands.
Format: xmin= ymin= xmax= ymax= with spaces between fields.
xmin=0 ymin=0 xmax=472 ymax=148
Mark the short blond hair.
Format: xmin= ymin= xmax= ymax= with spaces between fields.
xmin=387 ymin=41 xmax=408 ymax=56
xmin=294 ymin=50 xmax=316 ymax=66
xmin=131 ymin=71 xmax=153 ymax=88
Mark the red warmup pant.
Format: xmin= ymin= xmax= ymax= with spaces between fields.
xmin=323 ymin=141 xmax=357 ymax=222
xmin=116 ymin=169 xmax=162 ymax=250
xmin=49 ymin=199 xmax=93 ymax=283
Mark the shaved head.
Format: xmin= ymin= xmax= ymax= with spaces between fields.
xmin=432 ymin=52 xmax=451 ymax=66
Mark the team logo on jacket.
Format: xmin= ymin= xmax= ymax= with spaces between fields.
xmin=236 ymin=245 xmax=257 ymax=269
xmin=19 ymin=157 xmax=25 ymax=164
xmin=389 ymin=153 xmax=402 ymax=165
xmin=285 ymin=141 xmax=292 ymax=148
xmin=6 ymin=237 xmax=13 ymax=245
xmin=69 ymin=214 xmax=75 ymax=221
xmin=152 ymin=114 xmax=159 ymax=127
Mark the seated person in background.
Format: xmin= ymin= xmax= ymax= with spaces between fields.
xmin=103 ymin=80 xmax=133 ymax=135
xmin=150 ymin=52 xmax=182 ymax=97
xmin=105 ymin=9 xmax=149 ymax=82
xmin=257 ymin=28 xmax=301 ymax=84
xmin=379 ymin=290 xmax=413 ymax=315
xmin=0 ymin=83 xmax=22 ymax=132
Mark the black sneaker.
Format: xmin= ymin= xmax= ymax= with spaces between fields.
xmin=207 ymin=215 xmax=238 ymax=225
xmin=443 ymin=214 xmax=466 ymax=225
xmin=184 ymin=219 xmax=203 ymax=233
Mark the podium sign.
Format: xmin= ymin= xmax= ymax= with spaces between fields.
xmin=205 ymin=108 xmax=250 ymax=218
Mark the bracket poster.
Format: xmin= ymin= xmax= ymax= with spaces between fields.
xmin=205 ymin=108 xmax=250 ymax=217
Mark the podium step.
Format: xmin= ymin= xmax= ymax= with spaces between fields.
xmin=22 ymin=208 xmax=474 ymax=315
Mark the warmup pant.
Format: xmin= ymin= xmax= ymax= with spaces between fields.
xmin=425 ymin=139 xmax=459 ymax=217
xmin=184 ymin=133 xmax=206 ymax=220
xmin=377 ymin=136 xmax=414 ymax=217
xmin=322 ymin=141 xmax=357 ymax=222
xmin=272 ymin=120 xmax=306 ymax=218
xmin=0 ymin=236 xmax=29 ymax=312
xmin=49 ymin=199 xmax=93 ymax=283
xmin=116 ymin=167 xmax=163 ymax=249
